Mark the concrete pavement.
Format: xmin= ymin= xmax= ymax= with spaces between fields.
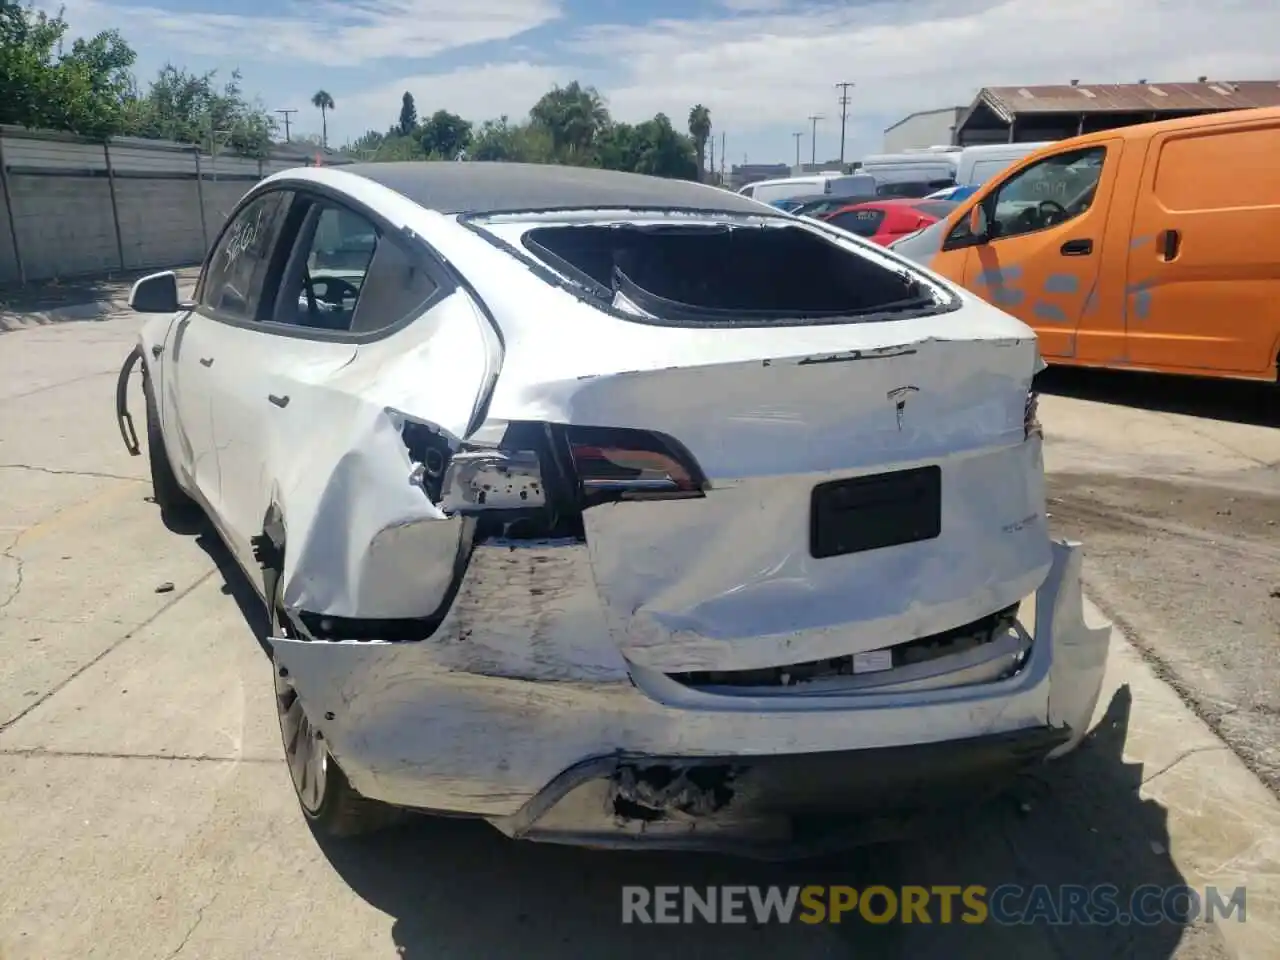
xmin=0 ymin=308 xmax=1277 ymax=959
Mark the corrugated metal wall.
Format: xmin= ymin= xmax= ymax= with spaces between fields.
xmin=0 ymin=128 xmax=329 ymax=284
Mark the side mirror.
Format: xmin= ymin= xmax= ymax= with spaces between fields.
xmin=967 ymin=204 xmax=989 ymax=240
xmin=128 ymin=271 xmax=181 ymax=313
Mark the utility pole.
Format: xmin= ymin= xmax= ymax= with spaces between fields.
xmin=834 ymin=81 xmax=854 ymax=167
xmin=709 ymin=135 xmax=716 ymax=183
xmin=806 ymin=114 xmax=823 ymax=168
xmin=720 ymin=131 xmax=726 ymax=182
xmin=792 ymin=131 xmax=803 ymax=169
xmin=275 ymin=108 xmax=298 ymax=142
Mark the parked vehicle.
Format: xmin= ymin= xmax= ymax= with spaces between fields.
xmin=739 ymin=173 xmax=876 ymax=205
xmin=860 ymin=150 xmax=959 ymax=199
xmin=925 ymin=184 xmax=981 ymax=202
xmin=955 ymin=143 xmax=1055 ymax=188
xmin=891 ymin=107 xmax=1280 ymax=383
xmin=821 ymin=199 xmax=958 ymax=246
xmin=773 ymin=194 xmax=869 ymax=218
xmin=115 ymin=161 xmax=1108 ymax=855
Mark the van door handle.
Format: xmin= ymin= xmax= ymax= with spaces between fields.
xmin=1160 ymin=229 xmax=1181 ymax=260
xmin=198 ymin=357 xmax=214 ymax=367
xmin=268 ymin=394 xmax=290 ymax=408
xmin=1060 ymin=239 xmax=1093 ymax=256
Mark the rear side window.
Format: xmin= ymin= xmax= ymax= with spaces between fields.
xmin=199 ymin=191 xmax=294 ymax=321
xmin=272 ymin=196 xmax=441 ymax=336
xmin=519 ymin=221 xmax=949 ymax=326
xmin=827 ymin=209 xmax=885 ymax=237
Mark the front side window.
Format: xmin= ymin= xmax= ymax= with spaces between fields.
xmin=198 ymin=191 xmax=294 ymax=320
xmin=986 ymin=147 xmax=1106 ymax=240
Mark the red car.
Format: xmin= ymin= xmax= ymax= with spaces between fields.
xmin=819 ymin=198 xmax=958 ymax=246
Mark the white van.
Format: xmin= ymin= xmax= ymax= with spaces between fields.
xmin=739 ymin=173 xmax=876 ymax=206
xmin=859 ymin=151 xmax=960 ymax=199
xmin=955 ymin=142 xmax=1054 ymax=187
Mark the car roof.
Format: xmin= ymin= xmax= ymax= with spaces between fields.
xmin=341 ymin=161 xmax=767 ymax=216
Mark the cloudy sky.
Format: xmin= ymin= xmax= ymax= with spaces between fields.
xmin=43 ymin=0 xmax=1280 ymax=164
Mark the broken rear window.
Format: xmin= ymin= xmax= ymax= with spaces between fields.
xmin=519 ymin=222 xmax=953 ymax=327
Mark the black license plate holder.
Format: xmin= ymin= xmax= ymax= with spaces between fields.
xmin=809 ymin=466 xmax=941 ymax=559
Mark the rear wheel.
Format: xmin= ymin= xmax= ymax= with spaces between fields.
xmin=143 ymin=372 xmax=196 ymax=520
xmin=270 ymin=586 xmax=401 ymax=837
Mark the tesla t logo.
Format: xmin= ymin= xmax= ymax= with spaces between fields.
xmin=887 ymin=386 xmax=919 ymax=430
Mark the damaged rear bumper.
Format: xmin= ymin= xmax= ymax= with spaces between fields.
xmin=270 ymin=538 xmax=1110 ymax=851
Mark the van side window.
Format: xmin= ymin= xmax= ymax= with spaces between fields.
xmin=984 ymin=147 xmax=1106 ymax=241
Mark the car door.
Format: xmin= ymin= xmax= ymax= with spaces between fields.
xmin=168 ymin=189 xmax=297 ymax=515
xmin=203 ymin=189 xmax=449 ymax=586
xmin=1124 ymin=117 xmax=1280 ymax=375
xmin=951 ymin=142 xmax=1121 ymax=359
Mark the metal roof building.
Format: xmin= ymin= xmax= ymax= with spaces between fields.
xmin=955 ymin=79 xmax=1280 ymax=145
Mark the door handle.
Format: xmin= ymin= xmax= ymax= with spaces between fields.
xmin=1060 ymin=239 xmax=1093 ymax=256
xmin=1160 ymin=229 xmax=1181 ymax=260
xmin=199 ymin=357 xmax=214 ymax=367
xmin=268 ymin=394 xmax=290 ymax=408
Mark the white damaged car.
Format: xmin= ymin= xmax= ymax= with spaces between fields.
xmin=115 ymin=162 xmax=1110 ymax=856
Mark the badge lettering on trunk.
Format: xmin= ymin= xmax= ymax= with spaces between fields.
xmin=887 ymin=385 xmax=919 ymax=430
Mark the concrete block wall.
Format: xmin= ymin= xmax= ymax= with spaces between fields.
xmin=7 ymin=173 xmax=120 ymax=279
xmin=0 ymin=189 xmax=16 ymax=284
xmin=0 ymin=127 xmax=339 ymax=284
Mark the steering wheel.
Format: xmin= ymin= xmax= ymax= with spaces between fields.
xmin=315 ymin=277 xmax=360 ymax=306
xmin=1037 ymin=199 xmax=1068 ymax=226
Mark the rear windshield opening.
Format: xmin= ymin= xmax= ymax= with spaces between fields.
xmin=521 ymin=223 xmax=936 ymax=325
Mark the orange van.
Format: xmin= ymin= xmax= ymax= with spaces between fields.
xmin=890 ymin=107 xmax=1280 ymax=382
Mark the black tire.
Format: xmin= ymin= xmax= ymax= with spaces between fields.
xmin=143 ymin=372 xmax=197 ymax=520
xmin=270 ymin=580 xmax=402 ymax=838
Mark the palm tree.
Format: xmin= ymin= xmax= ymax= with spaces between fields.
xmin=311 ymin=90 xmax=335 ymax=148
xmin=688 ymin=104 xmax=712 ymax=182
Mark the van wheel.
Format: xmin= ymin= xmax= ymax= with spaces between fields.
xmin=143 ymin=373 xmax=197 ymax=520
xmin=270 ymin=587 xmax=402 ymax=837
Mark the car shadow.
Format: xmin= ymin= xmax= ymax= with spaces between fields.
xmin=0 ymin=265 xmax=200 ymax=332
xmin=1037 ymin=365 xmax=1278 ymax=428
xmin=188 ymin=511 xmax=1215 ymax=958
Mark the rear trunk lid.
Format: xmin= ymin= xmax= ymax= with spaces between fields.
xmin=468 ymin=214 xmax=1049 ymax=675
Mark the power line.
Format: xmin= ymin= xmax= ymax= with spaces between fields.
xmin=834 ymin=81 xmax=855 ymax=166
xmin=806 ymin=114 xmax=824 ymax=167
xmin=275 ymin=108 xmax=298 ymax=142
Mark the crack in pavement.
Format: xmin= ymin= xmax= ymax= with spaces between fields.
xmin=165 ymin=901 xmax=209 ymax=960
xmin=0 ymin=462 xmax=147 ymax=483
xmin=1140 ymin=744 xmax=1230 ymax=787
xmin=0 ymin=747 xmax=280 ymax=763
xmin=0 ymin=570 xmax=216 ymax=734
xmin=0 ymin=533 xmax=24 ymax=611
xmin=0 ymin=368 xmax=116 ymax=403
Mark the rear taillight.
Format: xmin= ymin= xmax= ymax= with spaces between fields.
xmin=1024 ymin=389 xmax=1042 ymax=440
xmin=432 ymin=421 xmax=707 ymax=520
xmin=564 ymin=426 xmax=706 ymax=505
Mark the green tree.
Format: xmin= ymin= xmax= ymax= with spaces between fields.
xmin=311 ymin=89 xmax=334 ymax=147
xmin=398 ymin=91 xmax=417 ymax=136
xmin=469 ymin=115 xmax=553 ymax=163
xmin=128 ymin=64 xmax=275 ymax=158
xmin=631 ymin=114 xmax=698 ymax=180
xmin=687 ymin=103 xmax=712 ymax=182
xmin=529 ymin=81 xmax=608 ymax=160
xmin=419 ymin=109 xmax=472 ymax=159
xmin=0 ymin=2 xmax=136 ymax=137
